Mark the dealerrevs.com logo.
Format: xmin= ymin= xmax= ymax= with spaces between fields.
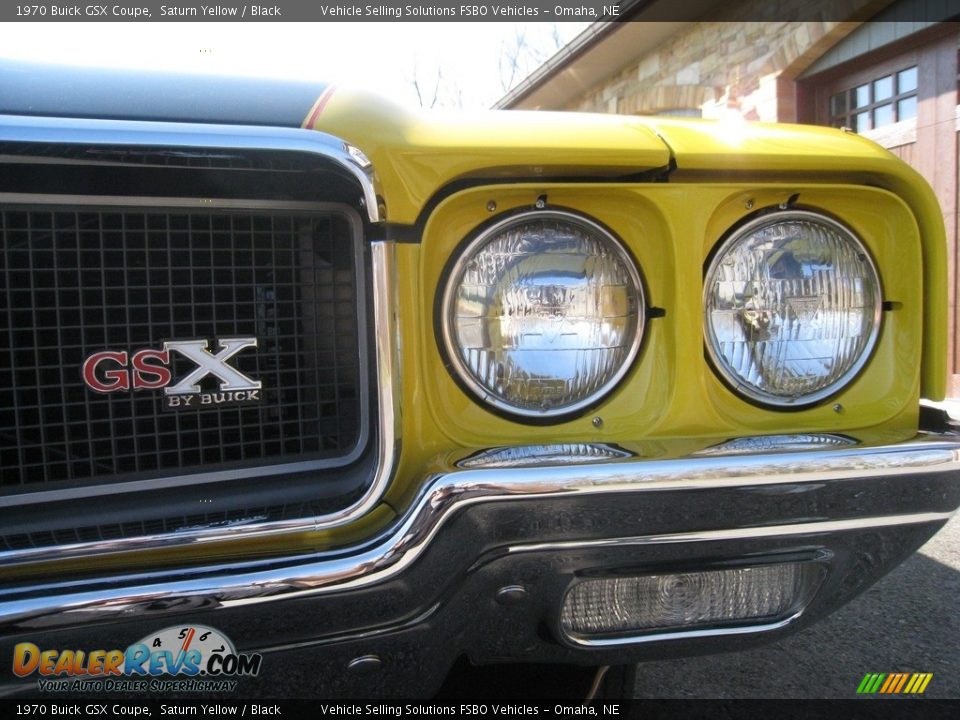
xmin=82 ymin=338 xmax=262 ymax=409
xmin=13 ymin=625 xmax=262 ymax=693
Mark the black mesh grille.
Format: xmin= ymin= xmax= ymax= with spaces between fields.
xmin=0 ymin=207 xmax=363 ymax=491
xmin=0 ymin=506 xmax=288 ymax=551
xmin=0 ymin=141 xmax=316 ymax=171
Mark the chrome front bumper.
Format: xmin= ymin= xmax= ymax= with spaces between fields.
xmin=2 ymin=434 xmax=959 ymax=696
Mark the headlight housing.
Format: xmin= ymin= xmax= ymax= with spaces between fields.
xmin=704 ymin=210 xmax=882 ymax=407
xmin=440 ymin=210 xmax=645 ymax=420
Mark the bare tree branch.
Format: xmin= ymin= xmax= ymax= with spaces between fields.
xmin=498 ymin=24 xmax=567 ymax=94
xmin=409 ymin=61 xmax=462 ymax=109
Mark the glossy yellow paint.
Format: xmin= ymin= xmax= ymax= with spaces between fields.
xmin=305 ymin=88 xmax=671 ymax=225
xmin=10 ymin=97 xmax=947 ymax=581
xmin=308 ymin=95 xmax=946 ymax=401
xmin=382 ymin=182 xmax=924 ymax=512
xmin=638 ymin=117 xmax=947 ymax=400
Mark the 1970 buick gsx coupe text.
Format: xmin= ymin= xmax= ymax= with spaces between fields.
xmin=1 ymin=61 xmax=959 ymax=697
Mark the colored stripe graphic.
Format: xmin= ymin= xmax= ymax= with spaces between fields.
xmin=302 ymin=85 xmax=337 ymax=129
xmin=858 ymin=673 xmax=886 ymax=694
xmin=879 ymin=674 xmax=897 ymax=693
xmin=857 ymin=673 xmax=932 ymax=694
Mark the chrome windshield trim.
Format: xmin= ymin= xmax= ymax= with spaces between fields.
xmin=1 ymin=436 xmax=957 ymax=632
xmin=0 ymin=114 xmax=380 ymax=222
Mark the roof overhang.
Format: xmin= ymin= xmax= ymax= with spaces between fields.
xmin=495 ymin=0 xmax=728 ymax=110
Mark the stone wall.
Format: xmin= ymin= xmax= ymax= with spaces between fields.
xmin=567 ymin=0 xmax=886 ymax=121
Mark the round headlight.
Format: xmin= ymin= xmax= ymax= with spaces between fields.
xmin=704 ymin=210 xmax=882 ymax=406
xmin=441 ymin=210 xmax=645 ymax=419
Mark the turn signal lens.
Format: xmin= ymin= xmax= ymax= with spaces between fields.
xmin=561 ymin=563 xmax=813 ymax=639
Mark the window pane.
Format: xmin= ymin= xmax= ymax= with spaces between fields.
xmin=830 ymin=92 xmax=847 ymax=116
xmin=873 ymin=76 xmax=893 ymax=102
xmin=874 ymin=103 xmax=894 ymax=128
xmin=855 ymin=111 xmax=871 ymax=132
xmin=898 ymin=96 xmax=917 ymax=121
xmin=898 ymin=66 xmax=918 ymax=93
xmin=854 ymin=84 xmax=870 ymax=108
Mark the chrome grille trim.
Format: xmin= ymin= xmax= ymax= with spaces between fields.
xmin=0 ymin=116 xmax=400 ymax=564
xmin=0 ymin=436 xmax=957 ymax=632
xmin=0 ymin=200 xmax=369 ymax=498
xmin=0 ymin=115 xmax=380 ymax=223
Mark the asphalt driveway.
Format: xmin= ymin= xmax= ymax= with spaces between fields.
xmin=632 ymin=513 xmax=960 ymax=698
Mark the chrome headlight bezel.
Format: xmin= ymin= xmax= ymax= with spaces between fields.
xmin=703 ymin=209 xmax=883 ymax=408
xmin=439 ymin=209 xmax=646 ymax=421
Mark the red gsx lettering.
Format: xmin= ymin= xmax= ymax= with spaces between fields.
xmin=82 ymin=351 xmax=129 ymax=393
xmin=82 ymin=349 xmax=172 ymax=393
xmin=131 ymin=349 xmax=172 ymax=389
